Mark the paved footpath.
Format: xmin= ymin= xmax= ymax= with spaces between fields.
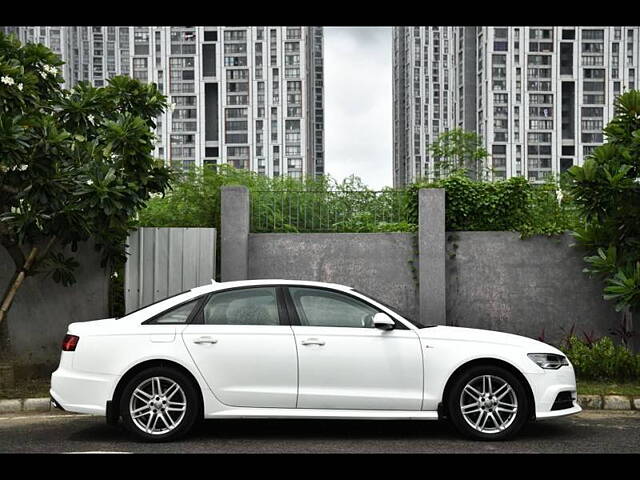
xmin=0 ymin=410 xmax=639 ymax=453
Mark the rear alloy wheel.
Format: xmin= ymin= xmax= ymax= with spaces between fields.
xmin=120 ymin=367 xmax=199 ymax=442
xmin=447 ymin=365 xmax=529 ymax=441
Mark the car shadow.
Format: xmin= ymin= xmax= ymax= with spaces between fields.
xmin=66 ymin=416 xmax=578 ymax=447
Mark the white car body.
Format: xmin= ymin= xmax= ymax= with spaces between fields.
xmin=51 ymin=279 xmax=581 ymax=426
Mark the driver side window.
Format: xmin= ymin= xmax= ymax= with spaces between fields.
xmin=288 ymin=287 xmax=379 ymax=328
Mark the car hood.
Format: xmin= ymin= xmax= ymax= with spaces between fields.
xmin=417 ymin=325 xmax=562 ymax=354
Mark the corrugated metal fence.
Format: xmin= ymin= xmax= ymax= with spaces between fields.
xmin=124 ymin=227 xmax=216 ymax=314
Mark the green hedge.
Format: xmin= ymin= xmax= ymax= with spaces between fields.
xmin=139 ymin=166 xmax=579 ymax=237
xmin=561 ymin=336 xmax=640 ymax=382
xmin=407 ymin=172 xmax=580 ymax=237
xmin=138 ymin=165 xmax=412 ymax=233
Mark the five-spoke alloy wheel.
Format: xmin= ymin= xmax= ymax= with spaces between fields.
xmin=120 ymin=366 xmax=199 ymax=442
xmin=447 ymin=365 xmax=529 ymax=441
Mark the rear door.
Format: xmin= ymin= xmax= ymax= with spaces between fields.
xmin=181 ymin=286 xmax=298 ymax=408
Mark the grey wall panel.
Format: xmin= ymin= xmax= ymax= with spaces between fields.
xmin=446 ymin=232 xmax=621 ymax=347
xmin=168 ymin=228 xmax=184 ymax=296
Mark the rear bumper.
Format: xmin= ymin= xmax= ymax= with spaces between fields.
xmin=50 ymin=394 xmax=66 ymax=411
xmin=50 ymin=366 xmax=118 ymax=416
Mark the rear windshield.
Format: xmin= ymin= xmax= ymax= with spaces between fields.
xmin=116 ymin=290 xmax=193 ymax=319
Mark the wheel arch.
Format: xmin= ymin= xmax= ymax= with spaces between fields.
xmin=438 ymin=357 xmax=536 ymax=421
xmin=108 ymin=359 xmax=205 ymax=425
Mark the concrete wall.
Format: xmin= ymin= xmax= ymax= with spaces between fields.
xmin=446 ymin=232 xmax=621 ymax=346
xmin=248 ymin=233 xmax=419 ymax=322
xmin=247 ymin=230 xmax=622 ymax=347
xmin=222 ymin=187 xmax=625 ymax=348
xmin=0 ymin=241 xmax=110 ymax=367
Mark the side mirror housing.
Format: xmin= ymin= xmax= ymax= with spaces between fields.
xmin=373 ymin=312 xmax=395 ymax=330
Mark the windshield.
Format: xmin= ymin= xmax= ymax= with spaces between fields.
xmin=350 ymin=288 xmax=432 ymax=329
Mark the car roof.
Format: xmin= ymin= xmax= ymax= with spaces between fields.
xmin=190 ymin=279 xmax=353 ymax=295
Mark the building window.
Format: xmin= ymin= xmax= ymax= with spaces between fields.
xmin=223 ymin=30 xmax=247 ymax=42
xmin=494 ymin=28 xmax=508 ymax=39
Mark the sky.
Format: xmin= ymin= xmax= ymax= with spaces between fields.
xmin=324 ymin=27 xmax=392 ymax=190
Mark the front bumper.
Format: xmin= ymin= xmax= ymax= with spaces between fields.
xmin=524 ymin=364 xmax=582 ymax=420
xmin=535 ymin=404 xmax=582 ymax=420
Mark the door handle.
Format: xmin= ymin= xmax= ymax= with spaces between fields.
xmin=301 ymin=338 xmax=325 ymax=346
xmin=193 ymin=336 xmax=218 ymax=344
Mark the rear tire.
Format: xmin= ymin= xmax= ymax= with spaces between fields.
xmin=120 ymin=366 xmax=199 ymax=442
xmin=447 ymin=364 xmax=529 ymax=441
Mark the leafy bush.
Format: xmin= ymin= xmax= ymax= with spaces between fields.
xmin=518 ymin=176 xmax=582 ymax=238
xmin=406 ymin=171 xmax=579 ymax=236
xmin=567 ymin=90 xmax=640 ymax=312
xmin=139 ymin=165 xmax=579 ymax=238
xmin=428 ymin=128 xmax=490 ymax=180
xmin=560 ymin=335 xmax=640 ymax=382
xmin=139 ymin=165 xmax=413 ymax=233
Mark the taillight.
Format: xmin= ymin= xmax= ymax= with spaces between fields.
xmin=62 ymin=334 xmax=79 ymax=351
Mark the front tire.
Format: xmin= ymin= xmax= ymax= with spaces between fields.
xmin=447 ymin=365 xmax=530 ymax=441
xmin=120 ymin=366 xmax=199 ymax=442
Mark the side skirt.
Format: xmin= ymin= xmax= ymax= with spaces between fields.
xmin=205 ymin=408 xmax=440 ymax=420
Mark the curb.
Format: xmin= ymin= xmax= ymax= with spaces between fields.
xmin=578 ymin=394 xmax=639 ymax=411
xmin=0 ymin=397 xmax=51 ymax=414
xmin=0 ymin=395 xmax=638 ymax=414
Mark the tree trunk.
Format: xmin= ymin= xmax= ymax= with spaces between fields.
xmin=0 ymin=246 xmax=38 ymax=327
xmin=626 ymin=306 xmax=637 ymax=353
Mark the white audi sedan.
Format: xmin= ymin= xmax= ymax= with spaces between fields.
xmin=50 ymin=279 xmax=581 ymax=442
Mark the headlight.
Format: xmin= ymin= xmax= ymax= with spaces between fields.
xmin=527 ymin=353 xmax=569 ymax=370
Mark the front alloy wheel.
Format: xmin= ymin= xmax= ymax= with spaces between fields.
xmin=448 ymin=365 xmax=529 ymax=441
xmin=120 ymin=367 xmax=199 ymax=442
xmin=459 ymin=375 xmax=518 ymax=434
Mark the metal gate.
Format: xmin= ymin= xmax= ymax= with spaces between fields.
xmin=124 ymin=227 xmax=216 ymax=314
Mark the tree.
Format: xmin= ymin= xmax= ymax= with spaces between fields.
xmin=0 ymin=32 xmax=172 ymax=350
xmin=428 ymin=128 xmax=490 ymax=181
xmin=568 ymin=90 xmax=640 ymax=346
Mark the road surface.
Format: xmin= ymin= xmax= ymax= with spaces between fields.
xmin=0 ymin=410 xmax=638 ymax=453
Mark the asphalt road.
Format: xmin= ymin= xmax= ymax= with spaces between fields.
xmin=0 ymin=410 xmax=638 ymax=453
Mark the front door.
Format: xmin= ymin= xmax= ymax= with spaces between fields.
xmin=181 ymin=286 xmax=298 ymax=408
xmin=286 ymin=286 xmax=423 ymax=411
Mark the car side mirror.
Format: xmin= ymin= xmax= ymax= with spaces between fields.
xmin=373 ymin=312 xmax=395 ymax=331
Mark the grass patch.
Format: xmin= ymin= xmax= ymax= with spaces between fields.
xmin=577 ymin=381 xmax=640 ymax=396
xmin=0 ymin=378 xmax=50 ymax=400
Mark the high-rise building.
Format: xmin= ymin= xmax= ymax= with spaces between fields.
xmin=393 ymin=26 xmax=640 ymax=186
xmin=393 ymin=26 xmax=458 ymax=186
xmin=2 ymin=26 xmax=325 ymax=178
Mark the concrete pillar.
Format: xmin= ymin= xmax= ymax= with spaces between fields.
xmin=221 ymin=185 xmax=250 ymax=282
xmin=419 ymin=188 xmax=446 ymax=325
